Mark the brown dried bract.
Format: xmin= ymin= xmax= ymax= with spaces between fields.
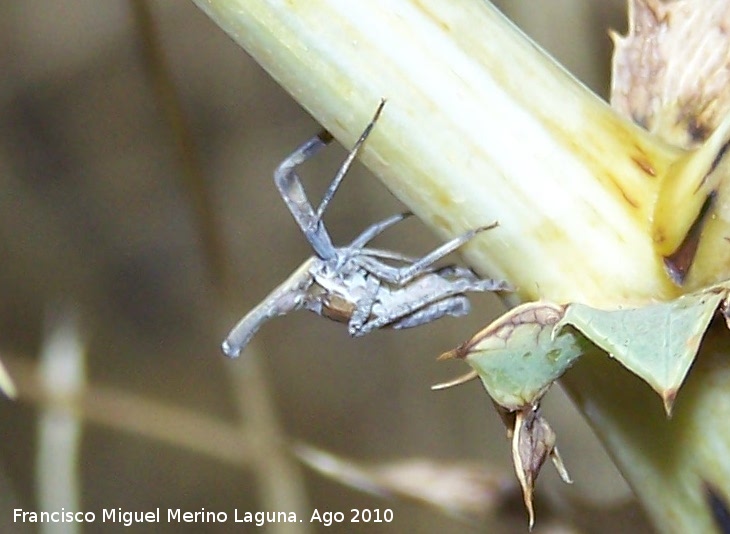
xmin=512 ymin=405 xmax=572 ymax=530
xmin=611 ymin=0 xmax=730 ymax=148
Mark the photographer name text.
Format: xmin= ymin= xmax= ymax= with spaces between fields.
xmin=14 ymin=507 xmax=394 ymax=527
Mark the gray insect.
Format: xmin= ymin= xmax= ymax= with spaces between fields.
xmin=222 ymin=101 xmax=510 ymax=358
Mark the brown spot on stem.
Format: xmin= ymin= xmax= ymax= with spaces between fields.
xmin=705 ymin=483 xmax=730 ymax=534
xmin=708 ymin=139 xmax=730 ymax=177
xmin=688 ymin=118 xmax=711 ymax=145
xmin=631 ymin=155 xmax=656 ymax=177
xmin=663 ymin=191 xmax=715 ymax=285
xmin=620 ymin=189 xmax=639 ymax=208
xmin=412 ymin=0 xmax=451 ymax=33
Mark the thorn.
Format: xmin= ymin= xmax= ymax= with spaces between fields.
xmin=437 ymin=340 xmax=470 ymax=361
xmin=431 ymin=370 xmax=478 ymax=390
xmin=663 ymin=388 xmax=677 ymax=417
xmin=550 ymin=446 xmax=573 ymax=484
xmin=437 ymin=349 xmax=459 ymax=361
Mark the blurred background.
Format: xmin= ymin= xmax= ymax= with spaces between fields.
xmin=0 ymin=1 xmax=654 ymax=532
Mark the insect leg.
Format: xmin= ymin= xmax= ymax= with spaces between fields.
xmin=348 ymin=212 xmax=412 ymax=249
xmin=359 ymin=248 xmax=418 ymax=263
xmin=362 ymin=222 xmax=500 ymax=285
xmin=434 ymin=264 xmax=512 ymax=291
xmin=353 ymin=272 xmax=507 ymax=335
xmin=347 ymin=275 xmax=381 ymax=336
xmin=391 ymin=295 xmax=471 ymax=329
xmin=433 ymin=264 xmax=480 ymax=280
xmin=274 ymin=132 xmax=337 ymax=259
xmin=353 ymin=290 xmax=471 ymax=336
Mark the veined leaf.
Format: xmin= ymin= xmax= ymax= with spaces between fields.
xmin=557 ymin=286 xmax=726 ymax=414
xmin=439 ymin=302 xmax=588 ymax=411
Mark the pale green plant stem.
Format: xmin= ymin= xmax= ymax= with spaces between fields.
xmin=190 ymin=0 xmax=730 ymax=531
xmin=191 ymin=0 xmax=682 ymax=307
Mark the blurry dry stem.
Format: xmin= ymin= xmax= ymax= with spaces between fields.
xmin=130 ymin=0 xmax=229 ymax=288
xmin=10 ymin=344 xmax=311 ymax=533
xmin=225 ymin=355 xmax=310 ymax=521
xmin=0 ymin=357 xmax=16 ymax=399
xmin=5 ymin=351 xmax=535 ymax=525
xmin=36 ymin=307 xmax=85 ymax=534
xmin=293 ymin=442 xmax=517 ymax=520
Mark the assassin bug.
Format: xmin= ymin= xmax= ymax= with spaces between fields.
xmin=222 ymin=101 xmax=510 ymax=358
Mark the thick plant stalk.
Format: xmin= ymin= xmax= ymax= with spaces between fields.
xmin=191 ymin=0 xmax=730 ymax=531
xmin=192 ymin=0 xmax=686 ymax=307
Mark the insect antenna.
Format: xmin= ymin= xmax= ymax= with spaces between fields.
xmin=313 ymin=98 xmax=387 ymax=222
